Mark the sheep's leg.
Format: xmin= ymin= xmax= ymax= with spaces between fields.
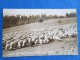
xmin=9 ymin=44 xmax=12 ymax=51
xmin=22 ymin=42 xmax=25 ymax=47
xmin=34 ymin=39 xmax=38 ymax=45
xmin=5 ymin=44 xmax=9 ymax=51
xmin=5 ymin=45 xmax=8 ymax=51
xmin=39 ymin=39 xmax=43 ymax=45
xmin=18 ymin=43 xmax=21 ymax=48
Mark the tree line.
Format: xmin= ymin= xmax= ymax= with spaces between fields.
xmin=3 ymin=13 xmax=76 ymax=29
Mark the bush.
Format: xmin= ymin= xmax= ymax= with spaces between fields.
xmin=58 ymin=20 xmax=61 ymax=23
xmin=38 ymin=18 xmax=43 ymax=23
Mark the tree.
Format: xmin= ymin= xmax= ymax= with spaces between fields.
xmin=66 ymin=13 xmax=69 ymax=18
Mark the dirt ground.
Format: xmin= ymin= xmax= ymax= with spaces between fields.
xmin=2 ymin=18 xmax=78 ymax=57
xmin=3 ymin=37 xmax=78 ymax=57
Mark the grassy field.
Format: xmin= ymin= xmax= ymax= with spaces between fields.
xmin=3 ymin=18 xmax=77 ymax=34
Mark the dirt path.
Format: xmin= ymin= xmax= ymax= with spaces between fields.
xmin=3 ymin=37 xmax=78 ymax=57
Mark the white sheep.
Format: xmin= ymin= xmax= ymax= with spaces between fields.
xmin=53 ymin=35 xmax=61 ymax=41
xmin=3 ymin=23 xmax=77 ymax=51
xmin=9 ymin=40 xmax=19 ymax=50
xmin=5 ymin=44 xmax=10 ymax=51
xmin=39 ymin=33 xmax=45 ymax=44
xmin=17 ymin=40 xmax=23 ymax=48
xmin=22 ymin=39 xmax=28 ymax=47
xmin=27 ymin=37 xmax=32 ymax=46
xmin=43 ymin=34 xmax=49 ymax=44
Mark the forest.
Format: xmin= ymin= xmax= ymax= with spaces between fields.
xmin=3 ymin=12 xmax=76 ymax=29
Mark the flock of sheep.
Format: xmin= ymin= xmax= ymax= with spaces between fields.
xmin=3 ymin=23 xmax=77 ymax=51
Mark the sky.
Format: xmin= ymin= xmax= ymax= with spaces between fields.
xmin=3 ymin=9 xmax=76 ymax=16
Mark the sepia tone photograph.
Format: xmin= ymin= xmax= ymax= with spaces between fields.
xmin=2 ymin=9 xmax=78 ymax=57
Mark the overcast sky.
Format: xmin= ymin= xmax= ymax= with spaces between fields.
xmin=3 ymin=9 xmax=76 ymax=16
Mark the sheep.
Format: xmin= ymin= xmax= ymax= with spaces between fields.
xmin=5 ymin=44 xmax=10 ymax=51
xmin=22 ymin=39 xmax=28 ymax=47
xmin=9 ymin=40 xmax=19 ymax=50
xmin=53 ymin=35 xmax=61 ymax=41
xmin=17 ymin=40 xmax=23 ymax=48
xmin=48 ymin=34 xmax=54 ymax=42
xmin=39 ymin=33 xmax=45 ymax=44
xmin=39 ymin=38 xmax=43 ymax=45
xmin=31 ymin=35 xmax=39 ymax=46
xmin=3 ymin=23 xmax=77 ymax=51
xmin=43 ymin=34 xmax=49 ymax=44
xmin=28 ymin=35 xmax=39 ymax=46
xmin=27 ymin=37 xmax=32 ymax=46
xmin=6 ymin=40 xmax=12 ymax=45
xmin=4 ymin=40 xmax=12 ymax=51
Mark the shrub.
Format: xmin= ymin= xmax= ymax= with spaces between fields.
xmin=38 ymin=18 xmax=43 ymax=23
xmin=58 ymin=20 xmax=61 ymax=23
